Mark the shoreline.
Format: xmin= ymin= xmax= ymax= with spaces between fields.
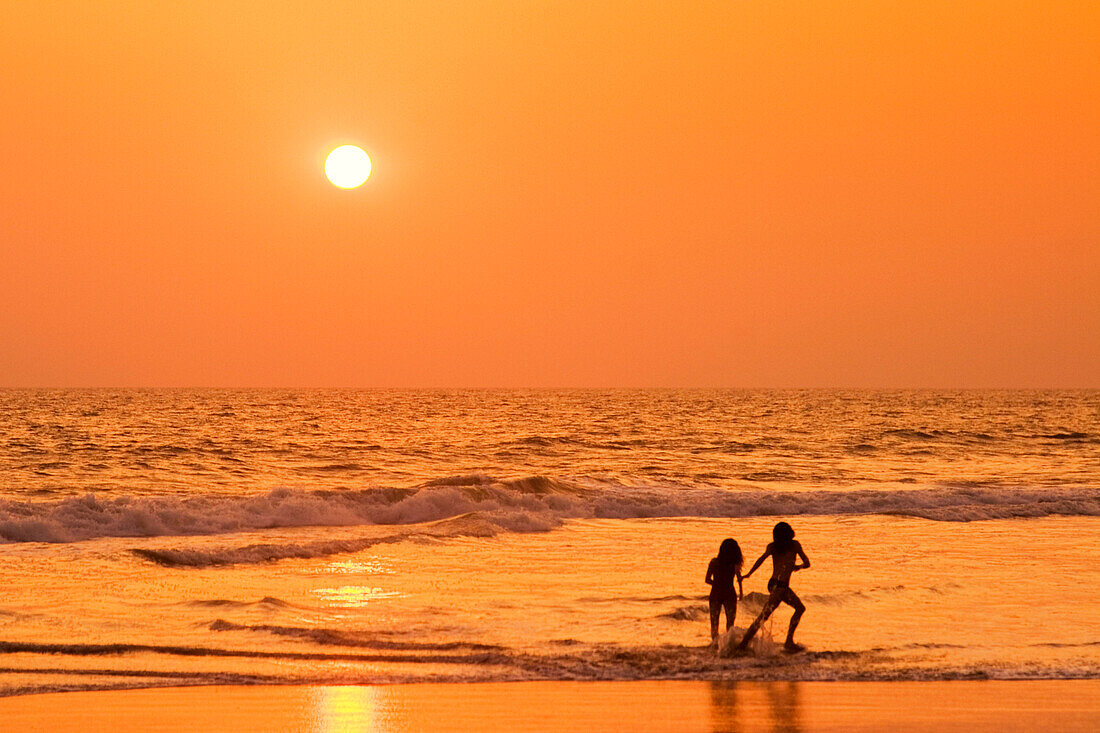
xmin=1 ymin=679 xmax=1097 ymax=731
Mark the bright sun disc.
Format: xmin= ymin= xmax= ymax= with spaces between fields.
xmin=325 ymin=145 xmax=371 ymax=188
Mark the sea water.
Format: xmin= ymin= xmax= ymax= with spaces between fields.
xmin=0 ymin=390 xmax=1097 ymax=695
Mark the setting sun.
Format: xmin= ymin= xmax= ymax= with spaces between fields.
xmin=324 ymin=145 xmax=371 ymax=189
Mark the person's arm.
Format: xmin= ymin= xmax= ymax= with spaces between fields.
xmin=742 ymin=546 xmax=772 ymax=580
xmin=793 ymin=541 xmax=811 ymax=571
xmin=705 ymin=558 xmax=716 ymax=585
xmin=736 ymin=570 xmax=744 ymax=599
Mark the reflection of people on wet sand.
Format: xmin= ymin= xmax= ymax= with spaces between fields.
xmin=705 ymin=538 xmax=744 ymax=643
xmin=707 ymin=680 xmax=804 ymax=733
xmin=737 ymin=522 xmax=810 ymax=653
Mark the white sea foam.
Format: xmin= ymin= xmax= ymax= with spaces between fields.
xmin=1 ymin=476 xmax=1097 ymax=545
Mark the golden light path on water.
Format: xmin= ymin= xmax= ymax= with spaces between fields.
xmin=312 ymin=585 xmax=400 ymax=607
xmin=310 ymin=686 xmax=380 ymax=733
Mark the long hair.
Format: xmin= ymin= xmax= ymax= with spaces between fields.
xmin=772 ymin=521 xmax=795 ymax=553
xmin=717 ymin=538 xmax=743 ymax=571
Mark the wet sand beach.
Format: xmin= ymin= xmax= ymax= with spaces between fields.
xmin=2 ymin=680 xmax=1098 ymax=732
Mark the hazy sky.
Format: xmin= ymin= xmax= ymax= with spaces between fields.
xmin=2 ymin=1 xmax=1097 ymax=387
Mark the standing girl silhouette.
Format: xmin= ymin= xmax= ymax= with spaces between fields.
xmin=705 ymin=538 xmax=744 ymax=643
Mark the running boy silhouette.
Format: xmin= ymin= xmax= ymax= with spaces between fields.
xmin=736 ymin=521 xmax=810 ymax=653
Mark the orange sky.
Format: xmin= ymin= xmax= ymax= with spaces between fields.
xmin=2 ymin=1 xmax=1097 ymax=387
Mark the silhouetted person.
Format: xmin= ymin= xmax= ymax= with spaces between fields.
xmin=737 ymin=522 xmax=810 ymax=653
xmin=705 ymin=538 xmax=744 ymax=643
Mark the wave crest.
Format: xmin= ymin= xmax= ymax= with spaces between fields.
xmin=1 ymin=477 xmax=1097 ymax=545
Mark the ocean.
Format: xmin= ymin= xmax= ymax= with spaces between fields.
xmin=0 ymin=389 xmax=1097 ymax=696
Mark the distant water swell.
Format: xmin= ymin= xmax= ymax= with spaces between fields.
xmin=0 ymin=475 xmax=1097 ymax=550
xmin=5 ymin=391 xmax=1099 ymax=492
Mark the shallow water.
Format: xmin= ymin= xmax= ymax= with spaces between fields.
xmin=0 ymin=390 xmax=1097 ymax=695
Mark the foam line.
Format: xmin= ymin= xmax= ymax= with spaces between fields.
xmin=1 ymin=476 xmax=1096 ymax=544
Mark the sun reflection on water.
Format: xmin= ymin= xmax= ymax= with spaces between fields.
xmin=310 ymin=686 xmax=379 ymax=733
xmin=319 ymin=559 xmax=393 ymax=575
xmin=312 ymin=585 xmax=401 ymax=607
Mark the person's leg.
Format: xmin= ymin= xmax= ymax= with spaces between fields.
xmin=724 ymin=598 xmax=737 ymax=631
xmin=736 ymin=593 xmax=779 ymax=650
xmin=709 ymin=596 xmax=722 ymax=641
xmin=782 ymin=590 xmax=805 ymax=650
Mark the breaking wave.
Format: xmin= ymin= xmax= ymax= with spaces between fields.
xmin=208 ymin=620 xmax=507 ymax=651
xmin=132 ymin=536 xmax=398 ymax=568
xmin=129 ymin=513 xmax=513 ymax=567
xmin=1 ymin=476 xmax=1097 ymax=545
